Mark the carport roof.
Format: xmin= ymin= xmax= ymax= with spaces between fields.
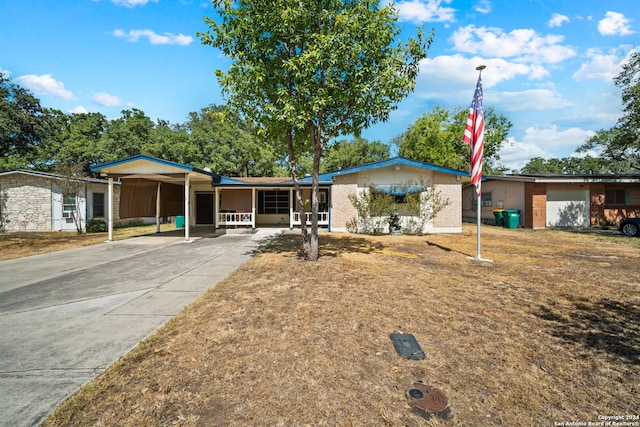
xmin=91 ymin=154 xmax=216 ymax=184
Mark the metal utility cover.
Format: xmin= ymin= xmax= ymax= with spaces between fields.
xmin=389 ymin=333 xmax=426 ymax=360
xmin=406 ymin=381 xmax=452 ymax=420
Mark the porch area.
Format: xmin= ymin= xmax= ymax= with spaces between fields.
xmin=215 ymin=187 xmax=329 ymax=229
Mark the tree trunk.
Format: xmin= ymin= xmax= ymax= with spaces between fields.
xmin=285 ymin=127 xmax=312 ymax=260
xmin=309 ymin=129 xmax=321 ymax=261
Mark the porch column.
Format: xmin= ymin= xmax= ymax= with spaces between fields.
xmin=184 ymin=173 xmax=190 ymax=241
xmin=155 ymin=182 xmax=161 ymax=234
xmin=251 ymin=188 xmax=256 ymax=229
xmin=289 ymin=188 xmax=294 ymax=229
xmin=214 ymin=187 xmax=220 ymax=229
xmin=108 ymin=177 xmax=114 ymax=242
xmin=327 ymin=187 xmax=331 ymax=232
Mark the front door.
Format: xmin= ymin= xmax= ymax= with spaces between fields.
xmin=196 ymin=193 xmax=215 ymax=224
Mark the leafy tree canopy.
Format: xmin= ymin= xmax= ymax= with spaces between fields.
xmin=394 ymin=105 xmax=512 ymax=174
xmin=0 ymin=74 xmax=54 ymax=171
xmin=321 ymin=137 xmax=390 ymax=172
xmin=580 ymin=51 xmax=640 ymax=170
xmin=519 ymin=156 xmax=626 ymax=174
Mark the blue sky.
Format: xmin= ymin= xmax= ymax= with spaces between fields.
xmin=1 ymin=0 xmax=638 ymax=171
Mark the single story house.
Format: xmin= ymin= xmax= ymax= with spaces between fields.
xmin=91 ymin=155 xmax=468 ymax=240
xmin=462 ymin=173 xmax=640 ymax=229
xmin=0 ymin=169 xmax=120 ymax=232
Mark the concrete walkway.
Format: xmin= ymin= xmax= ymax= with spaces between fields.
xmin=0 ymin=228 xmax=283 ymax=427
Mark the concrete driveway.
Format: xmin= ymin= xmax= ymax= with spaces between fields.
xmin=0 ymin=228 xmax=282 ymax=427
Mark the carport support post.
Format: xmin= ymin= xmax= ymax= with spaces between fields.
xmin=184 ymin=173 xmax=190 ymax=242
xmin=155 ymin=182 xmax=161 ymax=234
xmin=289 ymin=188 xmax=294 ymax=229
xmin=108 ymin=177 xmax=114 ymax=242
xmin=251 ymin=188 xmax=256 ymax=229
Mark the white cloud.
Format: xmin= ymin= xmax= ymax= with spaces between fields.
xmin=573 ymin=48 xmax=623 ymax=81
xmin=498 ymin=136 xmax=551 ymax=171
xmin=417 ymin=55 xmax=547 ymax=95
xmin=113 ymin=29 xmax=193 ymax=46
xmin=69 ymin=105 xmax=89 ymax=114
xmin=93 ymin=92 xmax=126 ymax=106
xmin=111 ymin=0 xmax=158 ymax=7
xmin=387 ymin=0 xmax=457 ymax=24
xmin=15 ymin=74 xmax=75 ymax=100
xmin=474 ymin=0 xmax=491 ymax=14
xmin=598 ymin=11 xmax=634 ymax=36
xmin=498 ymin=126 xmax=596 ymax=170
xmin=548 ymin=13 xmax=570 ymax=28
xmin=450 ymin=25 xmax=576 ymax=64
xmin=492 ymin=89 xmax=571 ymax=112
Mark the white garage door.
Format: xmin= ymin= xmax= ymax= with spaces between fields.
xmin=546 ymin=188 xmax=589 ymax=227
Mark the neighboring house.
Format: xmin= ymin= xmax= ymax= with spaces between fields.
xmin=462 ymin=174 xmax=640 ymax=229
xmin=0 ymin=170 xmax=120 ymax=232
xmin=92 ymin=155 xmax=467 ymax=238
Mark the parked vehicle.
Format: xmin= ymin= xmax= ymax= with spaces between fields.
xmin=619 ymin=217 xmax=640 ymax=237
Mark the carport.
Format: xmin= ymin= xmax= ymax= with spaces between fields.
xmin=91 ymin=155 xmax=216 ymax=241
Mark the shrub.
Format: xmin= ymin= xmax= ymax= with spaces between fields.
xmin=86 ymin=218 xmax=107 ymax=233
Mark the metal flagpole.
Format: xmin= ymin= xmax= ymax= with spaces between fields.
xmin=475 ymin=65 xmax=485 ymax=260
xmin=477 ymin=189 xmax=481 ymax=259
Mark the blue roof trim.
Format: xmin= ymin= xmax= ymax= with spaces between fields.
xmin=90 ymin=154 xmax=213 ymax=176
xmin=299 ymin=156 xmax=468 ymax=183
xmin=213 ymin=176 xmax=248 ymax=185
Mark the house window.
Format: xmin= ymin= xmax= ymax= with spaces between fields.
xmin=62 ymin=194 xmax=76 ymax=218
xmin=93 ymin=192 xmax=105 ymax=218
xmin=605 ymin=188 xmax=629 ymax=205
xmin=481 ymin=192 xmax=492 ymax=207
xmin=258 ymin=190 xmax=289 ymax=214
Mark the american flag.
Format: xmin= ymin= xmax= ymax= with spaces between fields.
xmin=463 ymin=72 xmax=484 ymax=195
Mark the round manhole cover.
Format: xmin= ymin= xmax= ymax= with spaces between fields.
xmin=406 ymin=382 xmax=449 ymax=413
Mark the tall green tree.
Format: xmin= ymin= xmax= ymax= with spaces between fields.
xmin=183 ymin=106 xmax=278 ymax=177
xmin=520 ymin=155 xmax=627 ymax=174
xmin=394 ymin=105 xmax=512 ymax=173
xmin=200 ymin=0 xmax=430 ymax=260
xmin=37 ymin=111 xmax=108 ymax=173
xmin=580 ymin=51 xmax=640 ymax=170
xmin=99 ymin=108 xmax=154 ymax=161
xmin=321 ymin=137 xmax=390 ymax=172
xmin=0 ymin=74 xmax=54 ymax=170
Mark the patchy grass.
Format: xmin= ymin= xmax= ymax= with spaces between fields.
xmin=40 ymin=225 xmax=640 ymax=426
xmin=0 ymin=224 xmax=177 ymax=261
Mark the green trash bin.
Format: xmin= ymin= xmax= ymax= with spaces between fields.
xmin=493 ymin=209 xmax=505 ymax=227
xmin=175 ymin=215 xmax=185 ymax=229
xmin=503 ymin=210 xmax=520 ymax=229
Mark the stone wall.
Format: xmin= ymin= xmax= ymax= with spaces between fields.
xmin=0 ymin=174 xmax=53 ymax=231
xmin=0 ymin=173 xmax=121 ymax=232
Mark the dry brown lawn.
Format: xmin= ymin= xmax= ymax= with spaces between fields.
xmin=32 ymin=225 xmax=640 ymax=426
xmin=0 ymin=224 xmax=176 ymax=261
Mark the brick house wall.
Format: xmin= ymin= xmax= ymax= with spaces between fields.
xmin=330 ymin=174 xmax=359 ymax=232
xmin=330 ymin=167 xmax=462 ymax=233
xmin=432 ymin=173 xmax=462 ymax=229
